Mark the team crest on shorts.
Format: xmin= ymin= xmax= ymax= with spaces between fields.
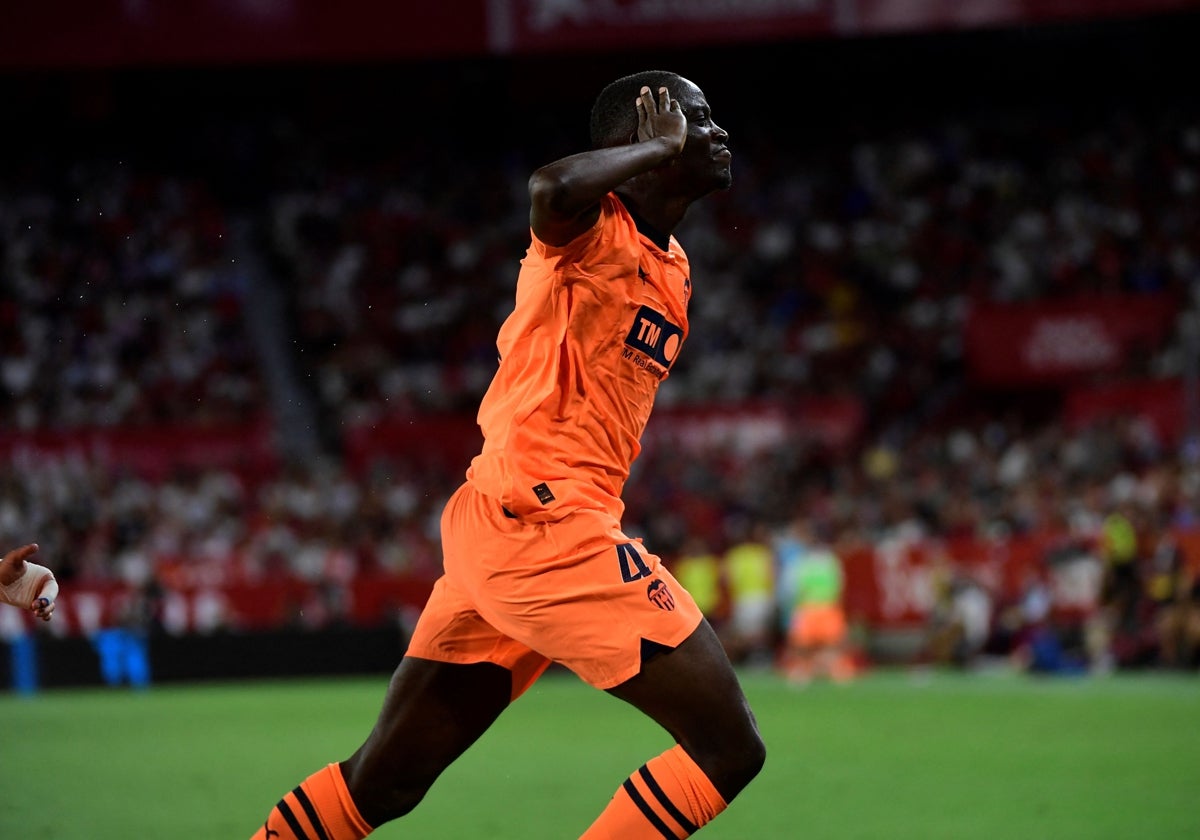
xmin=646 ymin=578 xmax=676 ymax=611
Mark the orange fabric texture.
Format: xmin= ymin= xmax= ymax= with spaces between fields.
xmin=250 ymin=763 xmax=372 ymax=840
xmin=578 ymin=745 xmax=727 ymax=839
xmin=406 ymin=482 xmax=704 ymax=690
xmin=467 ymin=193 xmax=692 ymax=523
xmin=790 ymin=604 xmax=848 ymax=647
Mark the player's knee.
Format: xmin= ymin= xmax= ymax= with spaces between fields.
xmin=693 ymin=722 xmax=765 ymax=801
xmin=340 ymin=757 xmax=431 ymax=824
xmin=732 ymin=726 xmax=767 ymax=790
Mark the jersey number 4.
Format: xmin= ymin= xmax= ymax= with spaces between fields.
xmin=616 ymin=543 xmax=652 ymax=583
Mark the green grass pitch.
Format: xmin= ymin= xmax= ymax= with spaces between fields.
xmin=1 ymin=668 xmax=1197 ymax=838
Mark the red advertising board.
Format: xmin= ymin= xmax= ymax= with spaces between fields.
xmin=0 ymin=575 xmax=436 ymax=639
xmin=14 ymin=526 xmax=1198 ymax=638
xmin=963 ymin=294 xmax=1180 ymax=386
xmin=0 ymin=418 xmax=279 ymax=482
xmin=1064 ymin=378 xmax=1186 ymax=444
xmin=341 ymin=396 xmax=866 ymax=476
xmin=1 ymin=0 xmax=1194 ymax=68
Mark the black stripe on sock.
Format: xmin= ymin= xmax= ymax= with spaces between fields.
xmin=274 ymin=798 xmax=312 ymax=840
xmin=638 ymin=765 xmax=699 ymax=835
xmin=622 ymin=778 xmax=678 ymax=840
xmin=291 ymin=786 xmax=332 ymax=840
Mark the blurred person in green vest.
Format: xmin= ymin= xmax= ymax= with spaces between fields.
xmin=781 ymin=528 xmax=854 ymax=685
xmin=722 ymin=521 xmax=776 ymax=666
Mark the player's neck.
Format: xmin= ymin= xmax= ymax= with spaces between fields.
xmin=615 ymin=190 xmax=687 ymax=249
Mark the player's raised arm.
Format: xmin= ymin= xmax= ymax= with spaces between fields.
xmin=529 ymin=85 xmax=686 ymax=247
xmin=0 ymin=543 xmax=58 ymax=621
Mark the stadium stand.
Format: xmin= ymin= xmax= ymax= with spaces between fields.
xmin=2 ymin=10 xmax=1198 ymax=680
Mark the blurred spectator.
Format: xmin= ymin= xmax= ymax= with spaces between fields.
xmin=923 ymin=552 xmax=995 ymax=669
xmin=1095 ymin=502 xmax=1143 ymax=668
xmin=0 ymin=166 xmax=260 ymax=431
xmin=771 ymin=516 xmax=809 ymax=639
xmin=1145 ymin=522 xmax=1194 ymax=668
xmin=671 ymin=536 xmax=725 ymax=628
xmin=781 ymin=527 xmax=855 ymax=685
xmin=1008 ymin=562 xmax=1090 ymax=676
xmin=92 ymin=578 xmax=159 ymax=689
xmin=2 ymin=63 xmax=1199 ymax=672
xmin=722 ymin=521 xmax=776 ymax=666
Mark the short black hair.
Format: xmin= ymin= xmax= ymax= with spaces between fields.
xmin=589 ymin=70 xmax=684 ymax=149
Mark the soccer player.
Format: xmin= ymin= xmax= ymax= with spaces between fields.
xmin=0 ymin=543 xmax=58 ymax=621
xmin=251 ymin=70 xmax=764 ymax=840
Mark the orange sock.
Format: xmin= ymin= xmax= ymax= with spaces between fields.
xmin=250 ymin=762 xmax=373 ymax=840
xmin=579 ymin=745 xmax=727 ymax=839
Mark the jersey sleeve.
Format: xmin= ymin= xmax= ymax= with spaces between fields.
xmin=528 ymin=197 xmax=618 ymax=272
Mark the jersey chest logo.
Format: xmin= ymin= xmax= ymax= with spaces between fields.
xmin=623 ymin=305 xmax=684 ymax=379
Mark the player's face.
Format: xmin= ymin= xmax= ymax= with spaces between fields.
xmin=673 ymin=82 xmax=732 ymax=193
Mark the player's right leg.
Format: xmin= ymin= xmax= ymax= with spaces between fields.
xmin=341 ymin=656 xmax=517 ymax=824
xmin=249 ymin=656 xmax=515 ymax=840
xmin=250 ymin=557 xmax=551 ymax=840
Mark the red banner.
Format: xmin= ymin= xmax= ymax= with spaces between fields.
xmin=840 ymin=527 xmax=1200 ymax=629
xmin=486 ymin=0 xmax=833 ymax=54
xmin=0 ymin=575 xmax=435 ymax=639
xmin=7 ymin=526 xmax=1198 ymax=638
xmin=1 ymin=0 xmax=1194 ymax=68
xmin=841 ymin=533 xmax=1077 ymax=627
xmin=1064 ymin=378 xmax=1187 ymax=444
xmin=0 ymin=419 xmax=279 ymax=483
xmin=963 ymin=295 xmax=1180 ymax=386
xmin=342 ymin=413 xmax=483 ymax=476
xmin=0 ymin=1 xmax=487 ymax=69
xmin=344 ymin=397 xmax=866 ymax=477
xmin=646 ymin=397 xmax=865 ymax=455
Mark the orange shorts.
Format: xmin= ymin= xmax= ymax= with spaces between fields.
xmin=789 ymin=604 xmax=847 ymax=647
xmin=405 ymin=482 xmax=704 ymax=695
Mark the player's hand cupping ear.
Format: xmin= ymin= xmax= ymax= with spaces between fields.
xmin=635 ymin=85 xmax=687 ymax=154
xmin=0 ymin=543 xmax=58 ymax=621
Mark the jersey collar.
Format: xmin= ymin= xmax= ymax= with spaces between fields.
xmin=616 ymin=194 xmax=671 ymax=253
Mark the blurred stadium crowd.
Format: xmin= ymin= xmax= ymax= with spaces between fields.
xmin=2 ymin=42 xmax=1199 ymax=673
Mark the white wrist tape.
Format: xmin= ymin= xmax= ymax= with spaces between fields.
xmin=0 ymin=562 xmax=55 ymax=609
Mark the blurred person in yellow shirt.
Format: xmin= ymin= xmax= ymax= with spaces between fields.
xmin=722 ymin=522 xmax=775 ymax=666
xmin=672 ymin=536 xmax=726 ymax=624
xmin=1088 ymin=502 xmax=1141 ymax=672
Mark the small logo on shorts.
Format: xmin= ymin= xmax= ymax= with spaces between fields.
xmin=532 ymin=482 xmax=555 ymax=504
xmin=647 ymin=579 xmax=676 ymax=611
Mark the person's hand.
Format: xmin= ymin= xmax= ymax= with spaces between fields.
xmin=635 ymin=85 xmax=687 ymax=155
xmin=0 ymin=543 xmax=58 ymax=621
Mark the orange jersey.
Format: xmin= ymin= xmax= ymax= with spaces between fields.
xmin=467 ymin=194 xmax=691 ymax=522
